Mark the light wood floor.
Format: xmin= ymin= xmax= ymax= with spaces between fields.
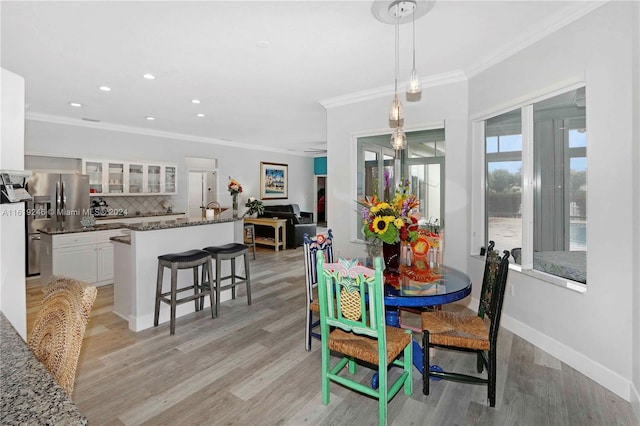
xmin=26 ymin=248 xmax=637 ymax=426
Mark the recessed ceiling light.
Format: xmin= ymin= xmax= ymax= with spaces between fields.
xmin=142 ymin=73 xmax=156 ymax=80
xmin=191 ymin=99 xmax=201 ymax=104
xmin=145 ymin=116 xmax=155 ymax=121
xmin=69 ymin=102 xmax=83 ymax=107
xmin=256 ymin=40 xmax=270 ymax=48
xmin=196 ymin=113 xmax=205 ymax=118
xmin=98 ymin=86 xmax=111 ymax=91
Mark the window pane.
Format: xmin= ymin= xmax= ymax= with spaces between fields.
xmin=486 ymin=109 xmax=522 ymax=254
xmin=533 ymin=87 xmax=587 ymax=283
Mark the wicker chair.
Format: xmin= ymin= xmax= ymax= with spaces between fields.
xmin=317 ymin=257 xmax=412 ymax=426
xmin=28 ymin=276 xmax=97 ymax=396
xmin=421 ymin=241 xmax=510 ymax=407
xmin=302 ymin=229 xmax=334 ymax=351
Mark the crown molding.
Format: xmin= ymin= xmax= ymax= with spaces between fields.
xmin=319 ymin=70 xmax=467 ymax=109
xmin=25 ymin=112 xmax=311 ymax=157
xmin=465 ymin=1 xmax=609 ymax=78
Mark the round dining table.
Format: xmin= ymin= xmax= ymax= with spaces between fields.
xmin=369 ymin=263 xmax=472 ymax=382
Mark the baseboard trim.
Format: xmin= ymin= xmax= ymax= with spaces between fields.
xmin=470 ymin=297 xmax=631 ymax=401
xmin=631 ymin=382 xmax=640 ymax=424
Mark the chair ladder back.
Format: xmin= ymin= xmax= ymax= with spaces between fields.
xmin=318 ymin=257 xmax=384 ymax=341
xmin=303 ymin=230 xmax=334 ymax=293
xmin=477 ymin=241 xmax=510 ymax=341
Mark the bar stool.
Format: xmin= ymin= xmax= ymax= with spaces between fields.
xmin=244 ymin=223 xmax=257 ymax=260
xmin=154 ymin=249 xmax=214 ymax=335
xmin=202 ymin=243 xmax=252 ymax=317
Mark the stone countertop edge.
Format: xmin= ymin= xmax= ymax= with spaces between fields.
xmin=110 ymin=235 xmax=131 ymax=245
xmin=94 ymin=211 xmax=186 ymax=221
xmin=39 ymin=217 xmax=242 ymax=235
xmin=0 ymin=313 xmax=88 ymax=425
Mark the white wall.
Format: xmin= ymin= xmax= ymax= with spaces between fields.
xmin=468 ymin=2 xmax=636 ymax=401
xmin=326 ymin=79 xmax=469 ymax=271
xmin=0 ymin=68 xmax=27 ymax=338
xmin=24 ymin=120 xmax=315 ymax=212
xmin=632 ymin=0 xmax=640 ymax=419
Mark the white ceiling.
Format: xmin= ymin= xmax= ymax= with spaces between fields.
xmin=1 ymin=1 xmax=601 ymax=154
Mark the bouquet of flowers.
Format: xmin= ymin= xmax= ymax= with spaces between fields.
xmin=244 ymin=197 xmax=264 ymax=216
xmin=228 ymin=177 xmax=243 ymax=196
xmin=359 ymin=178 xmax=419 ymax=244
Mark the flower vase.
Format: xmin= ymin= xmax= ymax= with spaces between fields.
xmin=382 ymin=241 xmax=401 ymax=276
xmin=232 ymin=194 xmax=238 ymax=218
xmin=366 ymin=238 xmax=383 ymax=266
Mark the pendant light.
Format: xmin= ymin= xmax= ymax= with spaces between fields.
xmin=406 ymin=8 xmax=422 ymax=101
xmin=371 ymin=0 xmax=436 ymax=150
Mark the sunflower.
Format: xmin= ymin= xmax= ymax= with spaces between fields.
xmin=373 ymin=216 xmax=394 ymax=235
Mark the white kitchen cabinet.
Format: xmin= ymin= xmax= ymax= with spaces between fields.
xmin=53 ymin=243 xmax=98 ymax=283
xmin=96 ymin=231 xmax=118 ymax=283
xmin=83 ymin=159 xmax=177 ymax=196
xmin=40 ymin=229 xmax=128 ymax=287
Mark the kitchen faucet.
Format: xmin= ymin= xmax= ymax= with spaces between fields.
xmin=204 ymin=201 xmax=221 ymax=219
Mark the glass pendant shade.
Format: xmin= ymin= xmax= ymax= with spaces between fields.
xmin=389 ymin=94 xmax=404 ymax=128
xmin=406 ymin=68 xmax=422 ymax=101
xmin=390 ymin=127 xmax=407 ymax=150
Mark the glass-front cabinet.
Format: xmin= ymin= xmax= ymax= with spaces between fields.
xmin=164 ymin=165 xmax=177 ymax=193
xmin=128 ymin=164 xmax=144 ymax=194
xmin=83 ymin=159 xmax=177 ymax=196
xmin=147 ymin=165 xmax=162 ymax=194
xmin=84 ymin=160 xmax=104 ymax=194
xmin=107 ymin=162 xmax=125 ymax=194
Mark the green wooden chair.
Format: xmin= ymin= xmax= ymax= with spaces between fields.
xmin=317 ymin=256 xmax=412 ymax=426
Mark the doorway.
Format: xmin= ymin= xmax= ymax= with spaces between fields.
xmin=315 ymin=175 xmax=326 ymax=227
xmin=188 ymin=170 xmax=217 ymax=220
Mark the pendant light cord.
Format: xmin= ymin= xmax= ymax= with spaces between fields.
xmin=394 ymin=7 xmax=399 ymax=95
xmin=412 ymin=7 xmax=416 ymax=70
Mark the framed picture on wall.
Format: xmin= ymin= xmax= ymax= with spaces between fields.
xmin=260 ymin=161 xmax=288 ymax=200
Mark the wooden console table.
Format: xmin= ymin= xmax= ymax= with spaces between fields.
xmin=243 ymin=217 xmax=287 ymax=251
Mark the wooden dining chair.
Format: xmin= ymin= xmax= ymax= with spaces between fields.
xmin=317 ymin=257 xmax=412 ymax=426
xmin=421 ymin=241 xmax=510 ymax=407
xmin=28 ymin=276 xmax=97 ymax=396
xmin=302 ymin=229 xmax=333 ymax=351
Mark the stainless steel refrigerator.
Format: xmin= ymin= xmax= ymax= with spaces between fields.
xmin=25 ymin=173 xmax=90 ymax=276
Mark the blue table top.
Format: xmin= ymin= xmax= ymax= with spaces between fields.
xmin=383 ymin=265 xmax=472 ymax=308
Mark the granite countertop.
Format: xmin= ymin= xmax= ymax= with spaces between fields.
xmin=39 ymin=222 xmax=128 ymax=235
xmin=39 ymin=217 xmax=242 ymax=235
xmin=0 ymin=313 xmax=87 ymax=425
xmin=95 ymin=211 xmax=186 ymax=221
xmin=126 ymin=217 xmax=241 ymax=231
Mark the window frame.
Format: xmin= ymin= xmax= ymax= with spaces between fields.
xmin=471 ymin=83 xmax=587 ymax=293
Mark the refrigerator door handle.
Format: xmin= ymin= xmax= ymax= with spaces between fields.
xmin=55 ymin=181 xmax=61 ymax=222
xmin=61 ymin=181 xmax=66 ymax=221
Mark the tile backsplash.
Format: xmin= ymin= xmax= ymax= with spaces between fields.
xmin=94 ymin=196 xmax=176 ymax=215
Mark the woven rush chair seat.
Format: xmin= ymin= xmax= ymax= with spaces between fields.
xmin=421 ymin=311 xmax=490 ymax=350
xmin=28 ymin=276 xmax=97 ymax=396
xmin=309 ymin=288 xmax=319 ymax=312
xmin=328 ymin=326 xmax=411 ymax=366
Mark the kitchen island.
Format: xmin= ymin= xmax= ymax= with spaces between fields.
xmin=111 ymin=217 xmax=244 ymax=332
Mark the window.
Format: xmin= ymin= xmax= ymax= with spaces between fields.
xmin=480 ymin=87 xmax=587 ymax=286
xmin=485 ymin=109 xmax=522 ymax=253
xmin=356 ymin=129 xmax=445 ymax=240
